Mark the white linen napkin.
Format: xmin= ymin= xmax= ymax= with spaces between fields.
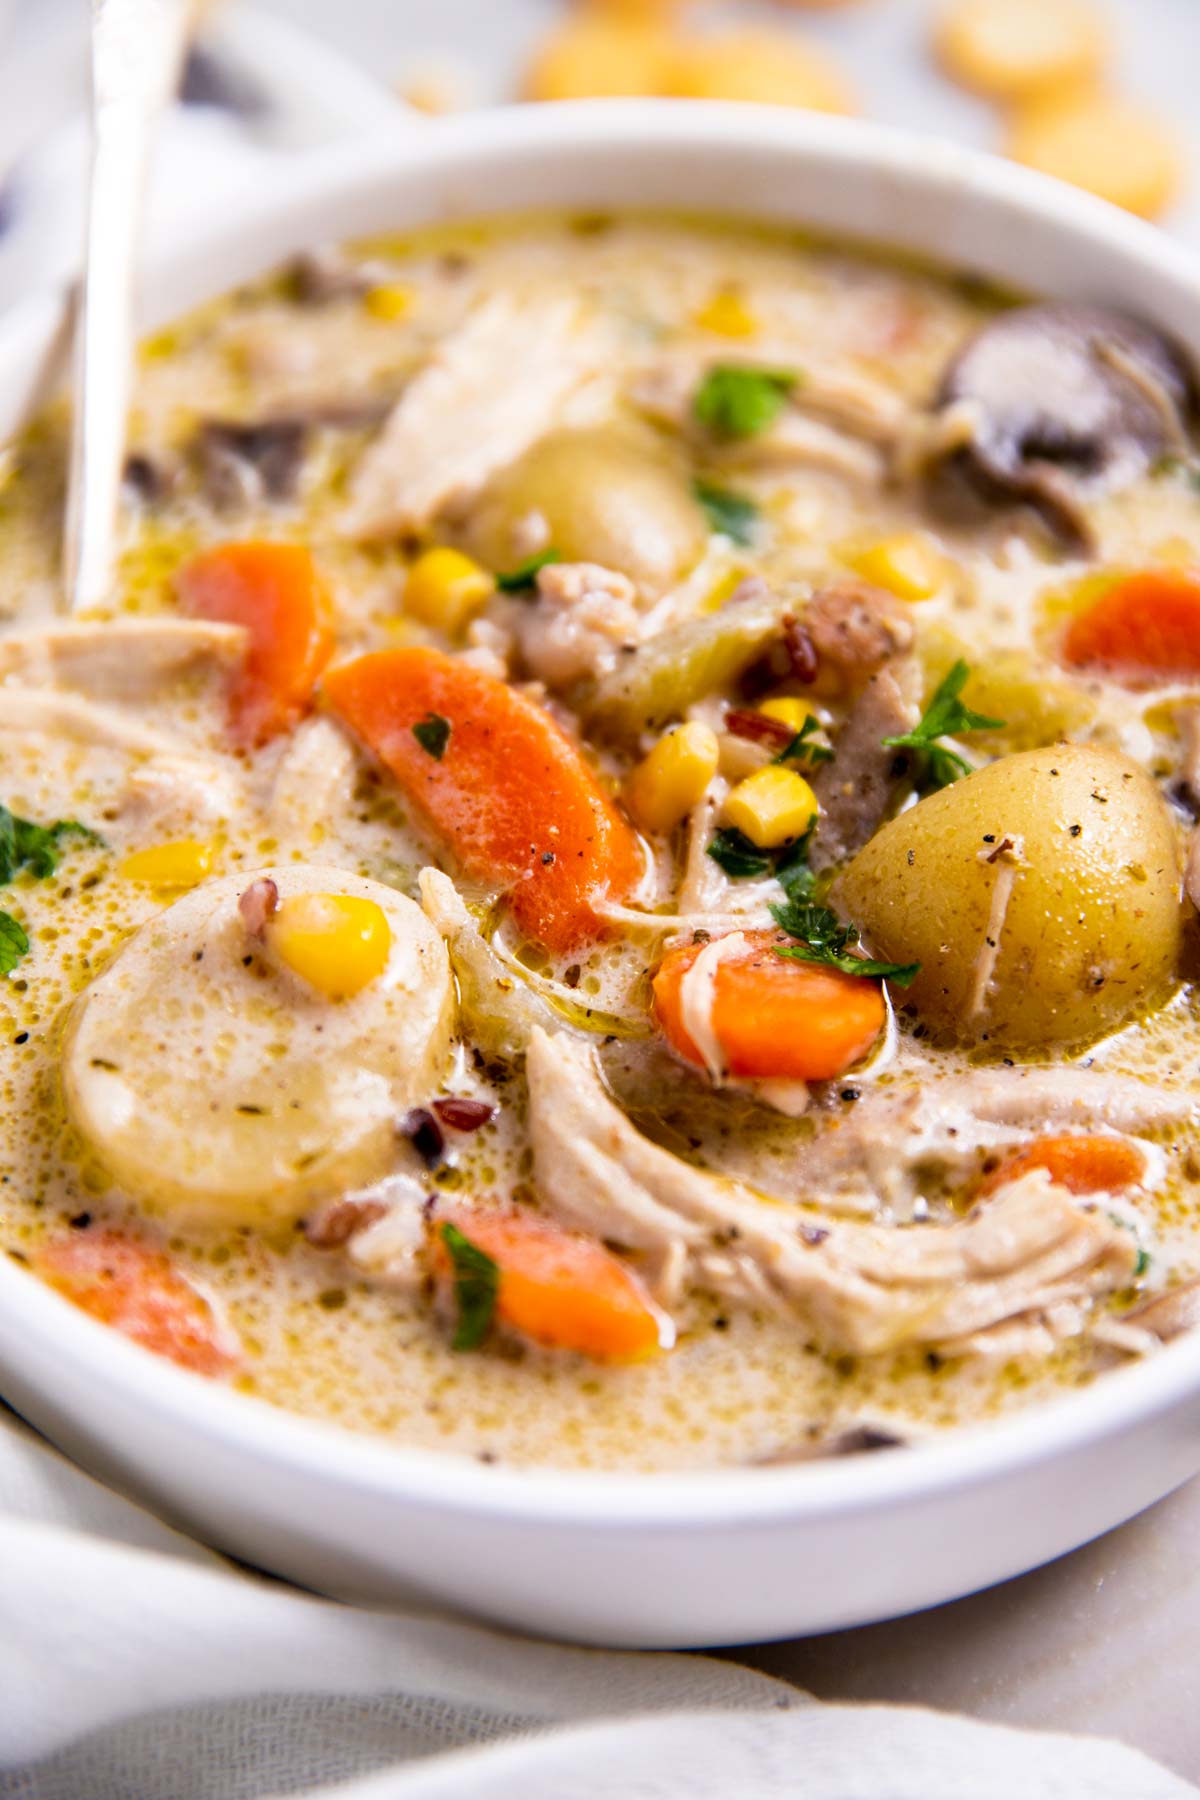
xmin=1 ymin=1407 xmax=1194 ymax=1800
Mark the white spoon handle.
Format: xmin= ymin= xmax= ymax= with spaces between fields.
xmin=63 ymin=0 xmax=190 ymax=615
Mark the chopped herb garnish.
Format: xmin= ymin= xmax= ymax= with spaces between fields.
xmin=692 ymin=478 xmax=759 ymax=545
xmin=0 ymin=910 xmax=29 ymax=977
xmin=882 ymin=659 xmax=1004 ymax=789
xmin=771 ymin=895 xmax=920 ymax=986
xmin=412 ymin=712 xmax=452 ymax=760
xmin=0 ymin=804 xmax=103 ymax=885
xmin=1152 ymin=454 xmax=1200 ymax=491
xmin=773 ymin=714 xmax=833 ymax=766
xmin=706 ymin=827 xmax=772 ymax=879
xmin=773 ymin=827 xmax=818 ymax=904
xmin=495 ymin=549 xmax=561 ymax=592
xmin=1134 ymin=1247 xmax=1151 ymax=1279
xmin=441 ymin=1220 xmax=500 ymax=1351
xmin=707 ymin=820 xmax=820 ymax=891
xmin=693 ymin=364 xmax=798 ymax=439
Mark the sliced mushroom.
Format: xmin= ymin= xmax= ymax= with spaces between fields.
xmin=929 ymin=304 xmax=1195 ymax=546
xmin=62 ymin=865 xmax=456 ymax=1231
xmin=197 ymin=419 xmax=308 ymax=508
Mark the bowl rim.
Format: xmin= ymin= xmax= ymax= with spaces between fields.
xmin=5 ymin=97 xmax=1200 ymax=1532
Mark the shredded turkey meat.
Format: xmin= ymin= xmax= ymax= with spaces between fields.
xmin=0 ymin=617 xmax=247 ymax=699
xmin=525 ymin=1030 xmax=1137 ymax=1355
xmin=344 ymin=292 xmax=608 ymax=538
xmin=516 ymin=562 xmax=645 ymax=688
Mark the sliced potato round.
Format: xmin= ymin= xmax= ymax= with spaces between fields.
xmin=466 ymin=426 xmax=707 ymax=593
xmin=833 ymin=744 xmax=1183 ymax=1049
xmin=62 ymin=865 xmax=455 ymax=1230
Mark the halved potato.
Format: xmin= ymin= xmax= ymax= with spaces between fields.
xmin=833 ymin=744 xmax=1183 ymax=1048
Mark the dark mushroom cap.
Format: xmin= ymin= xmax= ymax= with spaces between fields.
xmin=932 ymin=303 xmax=1196 ymax=546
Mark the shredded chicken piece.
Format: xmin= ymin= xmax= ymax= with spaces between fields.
xmin=345 ymin=292 xmax=607 ymax=538
xmin=0 ymin=618 xmax=246 ymax=700
xmin=526 ymin=1030 xmax=1137 ymax=1354
xmin=725 ymin=415 xmax=884 ymax=484
xmin=419 ymin=867 xmax=567 ymax=1061
xmin=305 ymin=1173 xmax=429 ymax=1293
xmin=269 ymin=716 xmax=358 ymax=844
xmin=810 ymin=660 xmax=919 ymax=871
xmin=0 ymin=686 xmax=218 ymax=758
xmin=516 ymin=562 xmax=643 ymax=688
xmin=121 ymin=755 xmax=242 ymax=833
xmin=793 ymin=1066 xmax=1187 ymax=1213
xmin=1120 ymin=1276 xmax=1200 ymax=1344
xmin=966 ymin=834 xmax=1026 ymax=1019
xmin=633 ymin=352 xmax=905 ymax=454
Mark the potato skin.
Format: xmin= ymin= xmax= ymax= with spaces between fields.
xmin=832 ymin=744 xmax=1183 ymax=1048
xmin=467 ymin=426 xmax=706 ymax=592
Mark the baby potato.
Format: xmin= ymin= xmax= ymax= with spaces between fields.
xmin=833 ymin=744 xmax=1183 ymax=1049
xmin=467 ymin=426 xmax=707 ymax=593
xmin=62 ymin=866 xmax=455 ymax=1231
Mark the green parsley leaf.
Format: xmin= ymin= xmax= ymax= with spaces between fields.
xmin=1134 ymin=1247 xmax=1151 ymax=1279
xmin=773 ymin=827 xmax=818 ymax=904
xmin=441 ymin=1220 xmax=500 ymax=1351
xmin=0 ymin=909 xmax=29 ymax=977
xmin=495 ymin=549 xmax=561 ymax=592
xmin=412 ymin=712 xmax=452 ymax=760
xmin=773 ymin=714 xmax=833 ymax=767
xmin=692 ymin=478 xmax=759 ymax=546
xmin=0 ymin=804 xmax=104 ymax=886
xmin=706 ymin=827 xmax=772 ymax=879
xmin=1152 ymin=454 xmax=1200 ymax=491
xmin=770 ymin=895 xmax=919 ymax=986
xmin=693 ymin=365 xmax=798 ymax=439
xmin=881 ymin=660 xmax=1005 ymax=790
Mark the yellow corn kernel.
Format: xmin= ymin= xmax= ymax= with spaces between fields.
xmin=847 ymin=532 xmax=949 ymax=602
xmin=694 ymin=291 xmax=758 ymax=340
xmin=626 ymin=722 xmax=720 ymax=836
xmin=722 ymin=766 xmax=818 ymax=848
xmin=700 ymin=567 xmax=749 ymax=614
xmin=268 ymin=894 xmax=392 ymax=1001
xmin=403 ymin=547 xmax=494 ymax=634
xmin=118 ymin=839 xmax=215 ymax=891
xmin=757 ymin=697 xmax=810 ymax=732
xmin=363 ymin=283 xmax=414 ymax=322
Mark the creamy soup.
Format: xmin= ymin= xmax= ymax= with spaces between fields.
xmin=2 ymin=213 xmax=1199 ymax=1472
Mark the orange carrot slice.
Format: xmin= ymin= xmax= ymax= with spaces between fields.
xmin=653 ymin=929 xmax=885 ymax=1083
xmin=436 ymin=1208 xmax=670 ymax=1360
xmin=178 ymin=540 xmax=335 ymax=745
xmin=35 ymin=1228 xmax=238 ymax=1376
xmin=323 ymin=647 xmax=642 ymax=951
xmin=978 ymin=1134 xmax=1146 ymax=1198
xmin=1061 ymin=568 xmax=1200 ymax=682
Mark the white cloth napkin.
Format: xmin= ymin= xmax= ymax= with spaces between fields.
xmin=0 ymin=1407 xmax=1194 ymax=1800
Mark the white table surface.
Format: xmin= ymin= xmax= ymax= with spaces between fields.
xmin=8 ymin=0 xmax=1200 ymax=1784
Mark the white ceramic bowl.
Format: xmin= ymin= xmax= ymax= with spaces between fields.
xmin=4 ymin=102 xmax=1200 ymax=1650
